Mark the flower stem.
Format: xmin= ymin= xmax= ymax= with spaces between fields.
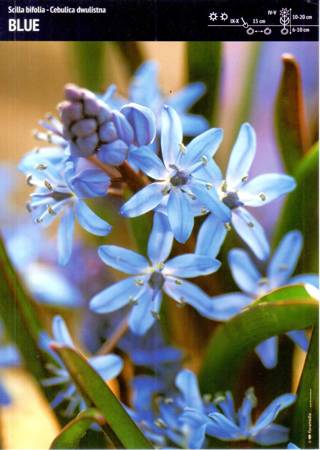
xmin=88 ymin=156 xmax=120 ymax=179
xmin=118 ymin=161 xmax=148 ymax=192
xmin=96 ymin=316 xmax=129 ymax=355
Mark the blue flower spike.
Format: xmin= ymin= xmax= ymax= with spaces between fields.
xmin=58 ymin=83 xmax=156 ymax=164
xmin=21 ymin=158 xmax=111 ymax=265
xmin=182 ymin=387 xmax=296 ymax=447
xmin=197 ymin=123 xmax=296 ymax=260
xmin=208 ymin=230 xmax=318 ymax=368
xmin=121 ymin=105 xmax=228 ymax=243
xmin=90 ymin=212 xmax=221 ymax=334
xmin=40 ymin=316 xmax=123 ymax=416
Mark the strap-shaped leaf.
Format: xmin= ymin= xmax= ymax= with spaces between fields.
xmin=53 ymin=344 xmax=152 ymax=449
xmin=291 ymin=326 xmax=319 ymax=448
xmin=51 ymin=408 xmax=105 ymax=449
xmin=0 ymin=235 xmax=45 ymax=379
xmin=187 ymin=42 xmax=221 ymax=123
xmin=275 ymin=54 xmax=308 ymax=174
xmin=199 ymin=285 xmax=319 ymax=395
xmin=274 ymin=144 xmax=318 ymax=273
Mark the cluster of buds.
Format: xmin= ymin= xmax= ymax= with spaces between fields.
xmin=58 ymin=84 xmax=155 ymax=165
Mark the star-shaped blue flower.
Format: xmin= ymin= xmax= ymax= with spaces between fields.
xmin=196 ymin=123 xmax=296 ymax=260
xmin=20 ymin=155 xmax=111 ymax=265
xmin=207 ymin=230 xmax=318 ymax=368
xmin=182 ymin=387 xmax=296 ymax=447
xmin=90 ymin=212 xmax=221 ymax=334
xmin=39 ymin=316 xmax=123 ymax=416
xmin=120 ymin=105 xmax=229 ymax=243
xmin=106 ymin=60 xmax=209 ymax=137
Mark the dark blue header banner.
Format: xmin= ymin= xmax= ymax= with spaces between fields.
xmin=0 ymin=0 xmax=318 ymax=41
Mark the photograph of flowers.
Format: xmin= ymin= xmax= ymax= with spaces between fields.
xmin=0 ymin=40 xmax=318 ymax=449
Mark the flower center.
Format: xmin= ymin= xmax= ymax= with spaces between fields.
xmin=222 ymin=191 xmax=243 ymax=210
xmin=170 ymin=170 xmax=189 ymax=187
xmin=148 ymin=271 xmax=165 ymax=290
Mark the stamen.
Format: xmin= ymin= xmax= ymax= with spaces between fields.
xmin=174 ymin=279 xmax=182 ymax=285
xmin=44 ymin=180 xmax=53 ymax=191
xmin=35 ymin=163 xmax=48 ymax=170
xmin=129 ymin=297 xmax=138 ymax=305
xmin=135 ymin=279 xmax=144 ymax=287
xmin=35 ymin=217 xmax=43 ymax=224
xmin=220 ymin=180 xmax=228 ymax=193
xmin=26 ymin=202 xmax=32 ymax=212
xmin=47 ymin=205 xmax=57 ymax=216
xmin=224 ymin=222 xmax=232 ymax=231
xmin=203 ymin=393 xmax=213 ymax=403
xmin=201 ymin=208 xmax=208 ymax=215
xmin=201 ymin=155 xmax=208 ymax=165
xmin=163 ymin=397 xmax=174 ymax=404
xmin=154 ymin=418 xmax=168 ymax=429
xmin=179 ymin=143 xmax=187 ymax=153
xmin=162 ymin=185 xmax=170 ymax=195
xmin=176 ymin=297 xmax=186 ymax=307
xmin=205 ymin=183 xmax=213 ymax=190
xmin=247 ymin=222 xmax=254 ymax=228
xmin=241 ymin=175 xmax=248 ymax=182
xmin=259 ymin=192 xmax=266 ymax=201
xmin=26 ymin=175 xmax=33 ymax=186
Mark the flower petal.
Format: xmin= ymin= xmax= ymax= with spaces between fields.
xmin=129 ymin=60 xmax=159 ymax=105
xmin=98 ymin=245 xmax=149 ymax=274
xmin=267 ymin=231 xmax=302 ymax=285
xmin=239 ymin=174 xmax=296 ymax=207
xmin=52 ymin=315 xmax=74 ymax=347
xmin=128 ymin=146 xmax=167 ymax=180
xmin=169 ymin=82 xmax=206 ymax=111
xmin=89 ymin=354 xmax=123 ymax=380
xmin=253 ymin=424 xmax=289 ymax=446
xmin=75 ymin=200 xmax=111 ymax=236
xmin=208 ymin=293 xmax=253 ymax=321
xmin=287 ymin=330 xmax=309 ymax=351
xmin=182 ymin=128 xmax=223 ymax=167
xmin=289 ymin=274 xmax=319 ymax=288
xmin=120 ymin=182 xmax=165 ymax=217
xmin=251 ymin=393 xmax=296 ymax=435
xmin=167 ymin=189 xmax=194 ymax=243
xmin=207 ymin=412 xmax=242 ymax=440
xmin=147 ymin=212 xmax=174 ymax=264
xmin=98 ymin=140 xmax=128 ymax=166
xmin=121 ymin=103 xmax=156 ymax=146
xmin=231 ymin=207 xmax=270 ymax=260
xmin=57 ymin=207 xmax=75 ymax=266
xmin=112 ymin=110 xmax=134 ymax=144
xmin=164 ymin=279 xmax=215 ymax=318
xmin=160 ymin=105 xmax=183 ymax=169
xmin=190 ymin=183 xmax=231 ymax=222
xmin=176 ymin=369 xmax=203 ymax=410
xmin=165 ymin=254 xmax=220 ymax=278
xmin=196 ymin=214 xmax=227 ymax=257
xmin=180 ymin=114 xmax=210 ymax=136
xmin=128 ymin=289 xmax=161 ymax=335
xmin=67 ymin=169 xmax=110 ymax=198
xmin=90 ymin=277 xmax=140 ymax=313
xmin=228 ymin=248 xmax=261 ymax=295
xmin=226 ymin=123 xmax=256 ymax=189
xmin=255 ymin=337 xmax=279 ymax=369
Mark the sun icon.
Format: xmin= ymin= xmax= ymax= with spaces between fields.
xmin=209 ymin=11 xmax=218 ymax=22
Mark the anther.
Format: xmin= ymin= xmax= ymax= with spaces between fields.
xmin=179 ymin=143 xmax=187 ymax=153
xmin=259 ymin=192 xmax=266 ymax=201
xmin=47 ymin=205 xmax=56 ymax=216
xmin=163 ymin=397 xmax=174 ymax=404
xmin=151 ymin=311 xmax=160 ymax=320
xmin=174 ymin=279 xmax=182 ymax=285
xmin=35 ymin=217 xmax=43 ymax=224
xmin=135 ymin=279 xmax=144 ymax=287
xmin=241 ymin=175 xmax=248 ymax=182
xmin=162 ymin=185 xmax=170 ymax=195
xmin=129 ymin=297 xmax=138 ymax=305
xmin=36 ymin=163 xmax=48 ymax=170
xmin=206 ymin=183 xmax=213 ymax=190
xmin=26 ymin=175 xmax=33 ymax=186
xmin=201 ymin=155 xmax=208 ymax=165
xmin=44 ymin=180 xmax=53 ymax=191
xmin=247 ymin=222 xmax=254 ymax=228
xmin=224 ymin=222 xmax=232 ymax=231
xmin=203 ymin=394 xmax=213 ymax=403
xmin=26 ymin=203 xmax=32 ymax=213
xmin=154 ymin=418 xmax=168 ymax=429
xmin=221 ymin=180 xmax=228 ymax=193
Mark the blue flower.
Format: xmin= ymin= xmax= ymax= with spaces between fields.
xmin=107 ymin=60 xmax=209 ymax=137
xmin=129 ymin=369 xmax=215 ymax=448
xmin=90 ymin=212 xmax=220 ymax=334
xmin=120 ymin=105 xmax=228 ymax=243
xmin=39 ymin=316 xmax=123 ymax=416
xmin=196 ymin=123 xmax=296 ymax=260
xmin=182 ymin=387 xmax=296 ymax=447
xmin=288 ymin=443 xmax=300 ymax=449
xmin=207 ymin=230 xmax=318 ymax=368
xmin=20 ymin=156 xmax=111 ymax=265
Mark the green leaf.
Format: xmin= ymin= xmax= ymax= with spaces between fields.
xmin=0 ymin=235 xmax=46 ymax=380
xmin=53 ymin=344 xmax=153 ymax=449
xmin=291 ymin=326 xmax=319 ymax=448
xmin=50 ymin=408 xmax=105 ymax=449
xmin=275 ymin=54 xmax=308 ymax=174
xmin=199 ymin=285 xmax=319 ymax=395
xmin=114 ymin=42 xmax=145 ymax=74
xmin=186 ymin=42 xmax=222 ymax=124
xmin=274 ymin=144 xmax=318 ymax=273
xmin=73 ymin=42 xmax=106 ymax=90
